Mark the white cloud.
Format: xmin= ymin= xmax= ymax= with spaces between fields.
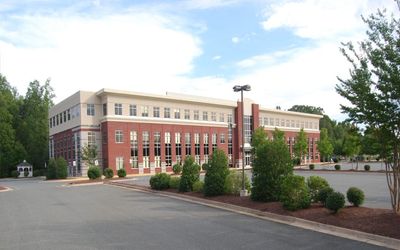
xmin=0 ymin=11 xmax=202 ymax=102
xmin=212 ymin=55 xmax=221 ymax=60
xmin=182 ymin=0 xmax=241 ymax=10
xmin=232 ymin=36 xmax=240 ymax=43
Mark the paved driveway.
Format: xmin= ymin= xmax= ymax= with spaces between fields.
xmin=0 ymin=179 xmax=385 ymax=250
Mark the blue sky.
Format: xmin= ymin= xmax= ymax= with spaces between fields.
xmin=0 ymin=0 xmax=398 ymax=121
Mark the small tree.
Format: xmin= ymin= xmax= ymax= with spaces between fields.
xmin=55 ymin=157 xmax=68 ymax=179
xmin=251 ymin=137 xmax=293 ymax=202
xmin=46 ymin=158 xmax=57 ymax=180
xmin=280 ymin=175 xmax=311 ymax=211
xmin=204 ymin=149 xmax=229 ymax=196
xmin=293 ymin=128 xmax=308 ymax=165
xmin=179 ymin=156 xmax=200 ymax=192
xmin=317 ymin=128 xmax=333 ymax=162
xmin=342 ymin=130 xmax=361 ymax=170
xmin=81 ymin=144 xmax=98 ymax=166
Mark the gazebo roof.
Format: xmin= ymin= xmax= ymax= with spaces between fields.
xmin=17 ymin=160 xmax=32 ymax=167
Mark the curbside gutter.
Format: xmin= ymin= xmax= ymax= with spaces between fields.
xmin=106 ymin=181 xmax=400 ymax=250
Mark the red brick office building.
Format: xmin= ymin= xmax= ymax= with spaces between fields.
xmin=49 ymin=89 xmax=321 ymax=176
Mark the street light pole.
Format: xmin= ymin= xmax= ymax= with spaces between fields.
xmin=233 ymin=84 xmax=251 ymax=197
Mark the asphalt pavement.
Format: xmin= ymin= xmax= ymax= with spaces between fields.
xmin=0 ymin=179 xmax=386 ymax=250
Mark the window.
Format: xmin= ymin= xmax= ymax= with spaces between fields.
xmin=281 ymin=119 xmax=285 ymax=127
xmin=129 ymin=105 xmax=137 ymax=116
xmin=220 ymin=134 xmax=225 ymax=144
xmin=164 ymin=107 xmax=170 ymax=118
xmin=227 ymin=114 xmax=233 ymax=124
xmin=63 ymin=111 xmax=66 ymax=122
xmin=185 ymin=133 xmax=191 ymax=156
xmin=259 ymin=118 xmax=263 ymax=126
xmin=115 ymin=130 xmax=123 ymax=143
xmin=103 ymin=103 xmax=107 ymax=116
xmin=59 ymin=113 xmax=63 ymax=124
xmin=270 ymin=118 xmax=274 ymax=126
xmin=212 ymin=133 xmax=217 ymax=152
xmin=154 ymin=132 xmax=161 ymax=167
xmin=115 ymin=103 xmax=122 ymax=115
xmin=88 ymin=132 xmax=95 ymax=146
xmin=174 ymin=108 xmax=180 ymax=119
xmin=130 ymin=131 xmax=138 ymax=168
xmin=67 ymin=109 xmax=71 ymax=120
xmin=203 ymin=111 xmax=208 ymax=121
xmin=49 ymin=119 xmax=52 ymax=128
xmin=165 ymin=132 xmax=171 ymax=166
xmin=211 ymin=112 xmax=216 ymax=121
xmin=203 ymin=133 xmax=209 ymax=161
xmin=291 ymin=120 xmax=295 ymax=128
xmin=184 ymin=109 xmax=190 ymax=120
xmin=116 ymin=157 xmax=124 ymax=170
xmin=87 ymin=104 xmax=95 ymax=116
xmin=141 ymin=106 xmax=149 ymax=117
xmin=264 ymin=117 xmax=268 ymax=126
xmin=219 ymin=113 xmax=224 ymax=122
xmin=194 ymin=110 xmax=199 ymax=120
xmin=286 ymin=120 xmax=290 ymax=127
xmin=153 ymin=107 xmax=160 ymax=118
xmin=143 ymin=131 xmax=150 ymax=168
xmin=244 ymin=115 xmax=253 ymax=143
xmin=175 ymin=132 xmax=181 ymax=163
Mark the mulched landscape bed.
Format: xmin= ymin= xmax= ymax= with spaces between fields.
xmin=163 ymin=188 xmax=400 ymax=240
xmin=0 ymin=186 xmax=7 ymax=191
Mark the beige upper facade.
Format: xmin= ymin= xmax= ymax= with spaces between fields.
xmin=49 ymin=88 xmax=322 ymax=136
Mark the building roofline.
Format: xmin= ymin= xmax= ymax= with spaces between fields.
xmin=259 ymin=107 xmax=323 ymax=118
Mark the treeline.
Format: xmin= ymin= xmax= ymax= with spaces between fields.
xmin=0 ymin=74 xmax=53 ymax=177
xmin=288 ymin=105 xmax=380 ymax=161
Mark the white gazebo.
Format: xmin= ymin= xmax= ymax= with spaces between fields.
xmin=17 ymin=160 xmax=33 ymax=177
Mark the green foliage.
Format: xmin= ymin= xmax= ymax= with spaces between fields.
xmin=87 ymin=166 xmax=101 ymax=179
xmin=293 ymin=129 xmax=308 ymax=164
xmin=334 ymin=164 xmax=341 ymax=170
xmin=169 ymin=177 xmax=180 ymax=189
xmin=342 ymin=131 xmax=361 ymax=161
xmin=325 ymin=192 xmax=345 ymax=213
xmin=280 ymin=175 xmax=311 ymax=211
xmin=24 ymin=170 xmax=29 ymax=177
xmin=251 ymin=137 xmax=293 ymax=202
xmin=346 ymin=187 xmax=365 ymax=207
xmin=272 ymin=128 xmax=285 ymax=143
xmin=179 ymin=156 xmax=200 ymax=192
xmin=317 ymin=128 xmax=333 ymax=162
xmin=204 ymin=149 xmax=229 ymax=196
xmin=192 ymin=180 xmax=204 ymax=193
xmin=201 ymin=163 xmax=209 ymax=171
xmin=317 ymin=186 xmax=334 ymax=206
xmin=33 ymin=169 xmax=43 ymax=177
xmin=172 ymin=163 xmax=182 ymax=175
xmin=251 ymin=127 xmax=267 ymax=151
xmin=55 ymin=157 xmax=68 ymax=179
xmin=292 ymin=157 xmax=301 ymax=166
xmin=288 ymin=105 xmax=324 ymax=115
xmin=11 ymin=170 xmax=19 ymax=178
xmin=46 ymin=158 xmax=57 ymax=180
xmin=224 ymin=170 xmax=251 ymax=195
xmin=309 ymin=164 xmax=315 ymax=170
xmin=307 ymin=176 xmax=330 ymax=202
xmin=81 ymin=145 xmax=98 ymax=166
xmin=364 ymin=165 xmax=371 ymax=171
xmin=103 ymin=168 xmax=114 ymax=179
xmin=117 ymin=168 xmax=126 ymax=178
xmin=149 ymin=173 xmax=170 ymax=190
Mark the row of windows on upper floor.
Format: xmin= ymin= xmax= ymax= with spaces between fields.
xmin=259 ymin=116 xmax=319 ymax=130
xmin=100 ymin=103 xmax=235 ymax=123
xmin=49 ymin=105 xmax=80 ymax=128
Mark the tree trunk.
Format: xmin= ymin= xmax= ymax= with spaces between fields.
xmin=385 ymin=145 xmax=400 ymax=215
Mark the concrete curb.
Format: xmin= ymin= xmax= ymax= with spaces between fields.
xmin=107 ymin=182 xmax=400 ymax=250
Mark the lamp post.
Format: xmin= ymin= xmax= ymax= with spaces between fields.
xmin=233 ymin=84 xmax=251 ymax=197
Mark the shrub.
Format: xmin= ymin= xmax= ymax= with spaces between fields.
xmin=280 ymin=175 xmax=311 ymax=211
xmin=46 ymin=158 xmax=57 ymax=180
xmin=169 ymin=177 xmax=180 ymax=189
xmin=103 ymin=168 xmax=114 ymax=179
xmin=307 ymin=176 xmax=330 ymax=202
xmin=317 ymin=186 xmax=334 ymax=206
xmin=201 ymin=163 xmax=209 ymax=171
xmin=326 ymin=191 xmax=345 ymax=213
xmin=24 ymin=170 xmax=29 ymax=177
xmin=192 ymin=180 xmax=204 ymax=193
xmin=204 ymin=149 xmax=230 ymax=196
xmin=88 ymin=166 xmax=101 ymax=179
xmin=55 ymin=157 xmax=68 ymax=179
xmin=292 ymin=157 xmax=301 ymax=166
xmin=149 ymin=173 xmax=170 ymax=190
xmin=11 ymin=170 xmax=19 ymax=178
xmin=172 ymin=163 xmax=182 ymax=175
xmin=179 ymin=156 xmax=200 ymax=192
xmin=224 ymin=170 xmax=251 ymax=195
xmin=33 ymin=169 xmax=44 ymax=177
xmin=117 ymin=168 xmax=127 ymax=178
xmin=334 ymin=164 xmax=341 ymax=170
xmin=346 ymin=187 xmax=365 ymax=207
xmin=251 ymin=138 xmax=293 ymax=202
xmin=364 ymin=165 xmax=371 ymax=171
xmin=333 ymin=157 xmax=339 ymax=163
xmin=309 ymin=164 xmax=315 ymax=170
